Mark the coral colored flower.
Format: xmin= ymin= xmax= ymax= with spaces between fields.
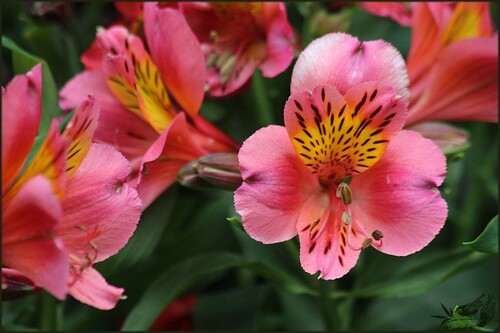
xmin=3 ymin=65 xmax=142 ymax=309
xmin=360 ymin=2 xmax=412 ymax=26
xmin=179 ymin=2 xmax=299 ymax=96
xmin=235 ymin=33 xmax=448 ymax=279
xmin=60 ymin=4 xmax=239 ymax=207
xmin=406 ymin=2 xmax=498 ymax=125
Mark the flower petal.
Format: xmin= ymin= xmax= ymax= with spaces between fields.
xmin=259 ymin=2 xmax=297 ymax=77
xmin=5 ymin=121 xmax=67 ymax=204
xmin=297 ymin=194 xmax=363 ymax=279
xmin=290 ymin=32 xmax=409 ymax=105
xmin=235 ymin=125 xmax=321 ymax=244
xmin=360 ymin=2 xmax=413 ymax=26
xmin=80 ymin=26 xmax=130 ymax=70
xmin=59 ymin=143 xmax=142 ymax=263
xmin=284 ymin=83 xmax=406 ymax=181
xmin=2 ymin=176 xmax=68 ymax=300
xmin=407 ymin=37 xmax=498 ymax=124
xmin=137 ymin=113 xmax=207 ymax=207
xmin=62 ymin=96 xmax=99 ymax=176
xmin=59 ymin=70 xmax=158 ymax=160
xmin=2 ymin=64 xmax=42 ymax=192
xmin=350 ymin=130 xmax=447 ymax=256
xmin=69 ymin=267 xmax=124 ymax=310
xmin=144 ymin=3 xmax=205 ymax=116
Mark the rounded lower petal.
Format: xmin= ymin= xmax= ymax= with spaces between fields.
xmin=290 ymin=32 xmax=409 ymax=105
xmin=234 ymin=125 xmax=321 ymax=244
xmin=144 ymin=3 xmax=206 ymax=116
xmin=350 ymin=130 xmax=448 ymax=256
xmin=69 ymin=267 xmax=124 ymax=310
xmin=59 ymin=143 xmax=142 ymax=263
xmin=2 ymin=64 xmax=42 ymax=192
xmin=2 ymin=176 xmax=69 ymax=300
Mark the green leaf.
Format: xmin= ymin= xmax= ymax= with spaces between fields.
xmin=104 ymin=187 xmax=178 ymax=272
xmin=2 ymin=36 xmax=62 ymax=161
xmin=346 ymin=248 xmax=492 ymax=299
xmin=463 ymin=216 xmax=498 ymax=254
xmin=121 ymin=252 xmax=244 ymax=331
xmin=194 ymin=286 xmax=268 ymax=330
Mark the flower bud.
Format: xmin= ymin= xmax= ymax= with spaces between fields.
xmin=177 ymin=153 xmax=242 ymax=190
xmin=2 ymin=268 xmax=41 ymax=301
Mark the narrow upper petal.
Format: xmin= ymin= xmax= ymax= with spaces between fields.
xmin=69 ymin=267 xmax=124 ymax=310
xmin=2 ymin=176 xmax=69 ymax=300
xmin=144 ymin=3 xmax=206 ymax=116
xmin=2 ymin=64 xmax=42 ymax=192
xmin=59 ymin=143 xmax=142 ymax=263
xmin=62 ymin=96 xmax=99 ymax=176
xmin=284 ymin=83 xmax=406 ymax=182
xmin=350 ymin=130 xmax=447 ymax=256
xmin=59 ymin=70 xmax=158 ymax=160
xmin=290 ymin=32 xmax=409 ymax=105
xmin=407 ymin=37 xmax=498 ymax=124
xmin=235 ymin=125 xmax=321 ymax=244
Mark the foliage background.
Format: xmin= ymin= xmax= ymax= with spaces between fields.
xmin=1 ymin=2 xmax=498 ymax=331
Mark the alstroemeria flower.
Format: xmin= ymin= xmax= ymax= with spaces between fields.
xmin=179 ymin=1 xmax=299 ymax=96
xmin=60 ymin=3 xmax=239 ymax=207
xmin=406 ymin=2 xmax=498 ymax=125
xmin=114 ymin=2 xmax=144 ymax=35
xmin=235 ymin=33 xmax=448 ymax=279
xmin=3 ymin=65 xmax=142 ymax=309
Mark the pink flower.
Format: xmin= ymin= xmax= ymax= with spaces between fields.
xmin=60 ymin=4 xmax=239 ymax=207
xmin=360 ymin=2 xmax=412 ymax=26
xmin=406 ymin=2 xmax=498 ymax=125
xmin=3 ymin=65 xmax=142 ymax=309
xmin=234 ymin=33 xmax=447 ymax=279
xmin=179 ymin=2 xmax=299 ymax=96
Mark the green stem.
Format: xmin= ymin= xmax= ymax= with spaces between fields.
xmin=251 ymin=70 xmax=275 ymax=126
xmin=40 ymin=292 xmax=61 ymax=331
xmin=319 ymin=280 xmax=337 ymax=331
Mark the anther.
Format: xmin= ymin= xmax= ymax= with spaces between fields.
xmin=341 ymin=211 xmax=351 ymax=225
xmin=336 ymin=182 xmax=353 ymax=205
xmin=372 ymin=230 xmax=383 ymax=240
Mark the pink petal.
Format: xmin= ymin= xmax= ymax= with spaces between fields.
xmin=2 ymin=176 xmax=69 ymax=300
xmin=144 ymin=3 xmax=205 ymax=116
xmin=360 ymin=2 xmax=413 ymax=26
xmin=69 ymin=267 xmax=124 ymax=310
xmin=407 ymin=37 xmax=498 ymax=124
xmin=297 ymin=194 xmax=363 ymax=279
xmin=235 ymin=125 xmax=321 ymax=244
xmin=59 ymin=143 xmax=142 ymax=263
xmin=290 ymin=33 xmax=409 ymax=105
xmin=259 ymin=2 xmax=297 ymax=78
xmin=59 ymin=70 xmax=158 ymax=159
xmin=350 ymin=130 xmax=448 ymax=256
xmin=81 ymin=26 xmax=130 ymax=70
xmin=137 ymin=113 xmax=208 ymax=207
xmin=2 ymin=64 xmax=42 ymax=192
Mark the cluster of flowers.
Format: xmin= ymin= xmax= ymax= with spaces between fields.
xmin=2 ymin=2 xmax=497 ymax=310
